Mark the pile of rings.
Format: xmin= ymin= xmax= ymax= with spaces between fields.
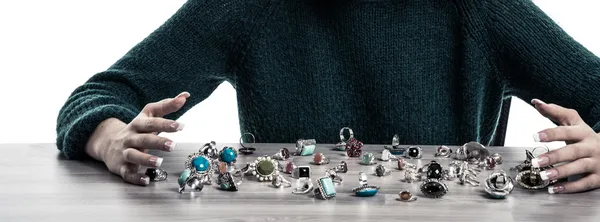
xmin=156 ymin=127 xmax=555 ymax=201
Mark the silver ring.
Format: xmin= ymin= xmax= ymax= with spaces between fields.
xmin=331 ymin=161 xmax=348 ymax=173
xmin=490 ymin=153 xmax=503 ymax=165
xmin=292 ymin=178 xmax=314 ymax=194
xmin=272 ymin=148 xmax=291 ymax=161
xmin=485 ymin=170 xmax=514 ymax=198
xmin=272 ymin=174 xmax=292 ymax=188
xmin=360 ymin=152 xmax=376 ymax=165
xmin=515 ymin=167 xmax=549 ymax=189
xmin=459 ymin=141 xmax=490 ymax=164
xmin=397 ymin=159 xmax=417 ymax=170
xmin=339 ymin=127 xmax=354 ymax=142
xmin=218 ymin=146 xmax=238 ymax=164
xmin=392 ymin=134 xmax=400 ymax=147
xmin=312 ymin=152 xmax=330 ymax=165
xmin=353 ymin=185 xmax=380 ymax=197
xmin=379 ymin=149 xmax=399 ymax=161
xmin=248 ymin=156 xmax=279 ymax=181
xmin=458 ymin=173 xmax=480 ymax=186
xmin=200 ymin=141 xmax=219 ymax=159
xmin=404 ymin=146 xmax=423 ymax=159
xmin=359 ymin=172 xmax=368 ymax=186
xmin=282 ymin=161 xmax=297 ymax=174
xmin=184 ymin=152 xmax=214 ymax=178
xmin=404 ymin=168 xmax=422 ymax=183
xmin=314 ymin=176 xmax=337 ymax=199
xmin=531 ymin=145 xmax=550 ymax=156
xmin=239 ymin=132 xmax=256 ymax=154
xmin=420 ymin=178 xmax=449 ymax=198
xmin=295 ymin=139 xmax=316 ymax=156
xmin=145 ymin=168 xmax=168 ymax=182
xmin=375 ymin=164 xmax=391 ymax=177
xmin=397 ymin=190 xmax=417 ymax=202
xmin=434 ymin=145 xmax=453 ymax=158
xmin=325 ymin=169 xmax=344 ymax=184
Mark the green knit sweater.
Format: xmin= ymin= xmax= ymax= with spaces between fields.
xmin=57 ymin=0 xmax=600 ymax=159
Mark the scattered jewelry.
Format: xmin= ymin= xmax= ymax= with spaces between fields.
xmin=272 ymin=148 xmax=291 ymax=161
xmin=217 ymin=172 xmax=243 ymax=191
xmin=434 ymin=145 xmax=453 ymax=158
xmin=282 ymin=161 xmax=297 ymax=174
xmin=375 ymin=164 xmax=391 ymax=177
xmin=325 ymin=168 xmax=344 ymax=184
xmin=379 ymin=149 xmax=399 ymax=161
xmin=239 ymin=132 xmax=256 ymax=155
xmin=311 ymin=152 xmax=330 ymax=165
xmin=145 ymin=168 xmax=167 ymax=182
xmin=292 ymin=178 xmax=314 ymax=195
xmin=272 ymin=174 xmax=292 ymax=188
xmin=360 ymin=152 xmax=376 ymax=165
xmin=353 ymin=172 xmax=380 ymax=197
xmin=397 ymin=159 xmax=417 ymax=170
xmin=485 ymin=170 xmax=514 ymax=198
xmin=404 ymin=146 xmax=423 ymax=159
xmin=404 ymin=168 xmax=422 ymax=183
xmin=314 ymin=176 xmax=337 ymax=199
xmin=296 ymin=139 xmax=316 ymax=156
xmin=331 ymin=161 xmax=348 ymax=173
xmin=345 ymin=137 xmax=363 ymax=157
xmin=247 ymin=156 xmax=279 ymax=181
xmin=397 ymin=190 xmax=417 ymax=202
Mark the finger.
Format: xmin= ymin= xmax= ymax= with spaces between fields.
xmin=539 ymin=158 xmax=594 ymax=181
xmin=531 ymin=99 xmax=583 ymax=126
xmin=532 ymin=143 xmax=591 ymax=167
xmin=119 ymin=164 xmax=150 ymax=186
xmin=141 ymin=92 xmax=190 ymax=117
xmin=125 ymin=134 xmax=175 ymax=152
xmin=122 ymin=148 xmax=163 ymax=167
xmin=533 ymin=125 xmax=591 ymax=143
xmin=131 ymin=117 xmax=184 ymax=133
xmin=548 ymin=174 xmax=600 ymax=194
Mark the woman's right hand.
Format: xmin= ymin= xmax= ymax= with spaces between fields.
xmin=85 ymin=92 xmax=190 ymax=186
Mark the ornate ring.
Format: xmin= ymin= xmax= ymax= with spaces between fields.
xmin=359 ymin=171 xmax=368 ymax=186
xmin=392 ymin=134 xmax=400 ymax=147
xmin=404 ymin=168 xmax=422 ymax=183
xmin=425 ymin=161 xmax=443 ymax=180
xmin=185 ymin=152 xmax=214 ymax=177
xmin=314 ymin=176 xmax=337 ymax=199
xmin=292 ymin=178 xmax=314 ymax=194
xmin=218 ymin=146 xmax=238 ymax=165
xmin=353 ymin=185 xmax=380 ymax=197
xmin=145 ymin=168 xmax=168 ymax=182
xmin=478 ymin=156 xmax=498 ymax=170
xmin=178 ymin=169 xmax=208 ymax=194
xmin=458 ymin=141 xmax=490 ymax=164
xmin=272 ymin=148 xmax=291 ymax=161
xmin=339 ymin=127 xmax=354 ymax=142
xmin=312 ymin=152 xmax=330 ymax=165
xmin=375 ymin=164 xmax=392 ymax=177
xmin=325 ymin=168 xmax=344 ymax=184
xmin=248 ymin=156 xmax=279 ymax=181
xmin=272 ymin=174 xmax=292 ymax=188
xmin=434 ymin=145 xmax=453 ymax=158
xmin=295 ymin=139 xmax=316 ymax=156
xmin=360 ymin=152 xmax=376 ymax=165
xmin=379 ymin=149 xmax=399 ymax=161
xmin=282 ymin=161 xmax=297 ymax=174
xmin=397 ymin=190 xmax=417 ymax=202
xmin=442 ymin=165 xmax=457 ymax=181
xmin=397 ymin=159 xmax=417 ymax=170
xmin=458 ymin=173 xmax=480 ymax=186
xmin=239 ymin=132 xmax=256 ymax=155
xmin=420 ymin=178 xmax=449 ymax=198
xmin=515 ymin=167 xmax=549 ymax=189
xmin=404 ymin=146 xmax=423 ymax=159
xmin=490 ymin=153 xmax=503 ymax=165
xmin=484 ymin=170 xmax=514 ymax=198
xmin=345 ymin=137 xmax=363 ymax=157
xmin=331 ymin=161 xmax=348 ymax=173
xmin=217 ymin=172 xmax=243 ymax=191
xmin=199 ymin=141 xmax=218 ymax=159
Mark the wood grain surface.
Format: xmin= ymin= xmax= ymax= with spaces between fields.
xmin=0 ymin=143 xmax=599 ymax=222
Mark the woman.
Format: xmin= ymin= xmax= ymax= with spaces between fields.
xmin=57 ymin=0 xmax=600 ymax=194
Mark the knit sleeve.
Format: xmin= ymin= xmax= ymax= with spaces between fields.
xmin=56 ymin=0 xmax=267 ymax=159
xmin=483 ymin=0 xmax=600 ymax=131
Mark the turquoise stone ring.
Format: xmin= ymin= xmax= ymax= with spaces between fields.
xmin=314 ymin=176 xmax=337 ymax=199
xmin=353 ymin=185 xmax=380 ymax=197
xmin=219 ymin=146 xmax=238 ymax=164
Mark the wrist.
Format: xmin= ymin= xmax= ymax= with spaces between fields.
xmin=85 ymin=118 xmax=127 ymax=161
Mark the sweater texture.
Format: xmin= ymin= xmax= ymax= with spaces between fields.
xmin=57 ymin=0 xmax=600 ymax=159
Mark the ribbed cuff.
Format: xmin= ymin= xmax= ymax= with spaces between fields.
xmin=56 ymin=105 xmax=138 ymax=160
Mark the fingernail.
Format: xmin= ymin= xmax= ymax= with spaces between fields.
xmin=165 ymin=141 xmax=176 ymax=151
xmin=531 ymin=99 xmax=546 ymax=105
xmin=540 ymin=169 xmax=557 ymax=181
xmin=171 ymin=122 xmax=185 ymax=131
xmin=531 ymin=156 xmax=548 ymax=168
xmin=140 ymin=176 xmax=150 ymax=185
xmin=533 ymin=133 xmax=547 ymax=142
xmin=149 ymin=157 xmax=163 ymax=167
xmin=548 ymin=185 xmax=564 ymax=194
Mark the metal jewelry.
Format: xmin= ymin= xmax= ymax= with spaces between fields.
xmin=383 ymin=134 xmax=407 ymax=155
xmin=295 ymin=139 xmax=317 ymax=156
xmin=490 ymin=153 xmax=503 ymax=165
xmin=458 ymin=172 xmax=480 ymax=186
xmin=239 ymin=132 xmax=256 ymax=155
xmin=218 ymin=146 xmax=238 ymax=165
xmin=184 ymin=152 xmax=214 ymax=183
xmin=404 ymin=168 xmax=422 ymax=183
xmin=282 ymin=160 xmax=297 ymax=174
xmin=312 ymin=152 xmax=330 ymax=165
xmin=145 ymin=168 xmax=168 ymax=182
xmin=375 ymin=164 xmax=392 ymax=177
xmin=272 ymin=148 xmax=291 ymax=161
xmin=397 ymin=159 xmax=417 ymax=170
xmin=379 ymin=149 xmax=399 ymax=161
xmin=345 ymin=137 xmax=364 ymax=157
xmin=335 ymin=127 xmax=354 ymax=150
xmin=314 ymin=176 xmax=337 ymax=199
xmin=484 ymin=170 xmax=514 ymax=198
xmin=397 ymin=190 xmax=417 ymax=202
xmin=404 ymin=146 xmax=423 ymax=159
xmin=515 ymin=166 xmax=549 ymax=189
xmin=360 ymin=152 xmax=376 ymax=165
xmin=325 ymin=168 xmax=344 ymax=184
xmin=247 ymin=156 xmax=279 ymax=181
xmin=178 ymin=169 xmax=209 ymax=194
xmin=331 ymin=161 xmax=348 ymax=173
xmin=456 ymin=141 xmax=490 ymax=164
xmin=199 ymin=141 xmax=219 ymax=159
xmin=272 ymin=174 xmax=292 ymax=188
xmin=353 ymin=172 xmax=380 ymax=197
xmin=425 ymin=161 xmax=443 ymax=180
xmin=434 ymin=145 xmax=453 ymax=158
xmin=217 ymin=172 xmax=243 ymax=191
xmin=292 ymin=178 xmax=314 ymax=195
xmin=420 ymin=178 xmax=449 ymax=198
xmin=477 ymin=156 xmax=498 ymax=170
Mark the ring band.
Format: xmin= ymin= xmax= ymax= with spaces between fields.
xmin=339 ymin=127 xmax=354 ymax=142
xmin=239 ymin=132 xmax=257 ymax=154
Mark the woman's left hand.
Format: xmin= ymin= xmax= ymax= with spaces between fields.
xmin=529 ymin=99 xmax=600 ymax=194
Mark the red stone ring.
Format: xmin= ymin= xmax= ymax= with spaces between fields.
xmin=311 ymin=152 xmax=330 ymax=165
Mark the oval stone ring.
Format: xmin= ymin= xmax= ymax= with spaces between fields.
xmin=397 ymin=190 xmax=417 ymax=202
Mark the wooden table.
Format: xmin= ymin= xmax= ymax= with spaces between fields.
xmin=1 ymin=143 xmax=599 ymax=222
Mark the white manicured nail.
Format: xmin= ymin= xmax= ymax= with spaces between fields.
xmin=548 ymin=186 xmax=555 ymax=194
xmin=155 ymin=157 xmax=163 ymax=167
xmin=540 ymin=171 xmax=549 ymax=180
xmin=165 ymin=141 xmax=176 ymax=151
xmin=533 ymin=133 xmax=541 ymax=142
xmin=176 ymin=123 xmax=185 ymax=131
xmin=531 ymin=158 xmax=540 ymax=168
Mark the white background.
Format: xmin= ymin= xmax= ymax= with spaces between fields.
xmin=0 ymin=0 xmax=598 ymax=149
